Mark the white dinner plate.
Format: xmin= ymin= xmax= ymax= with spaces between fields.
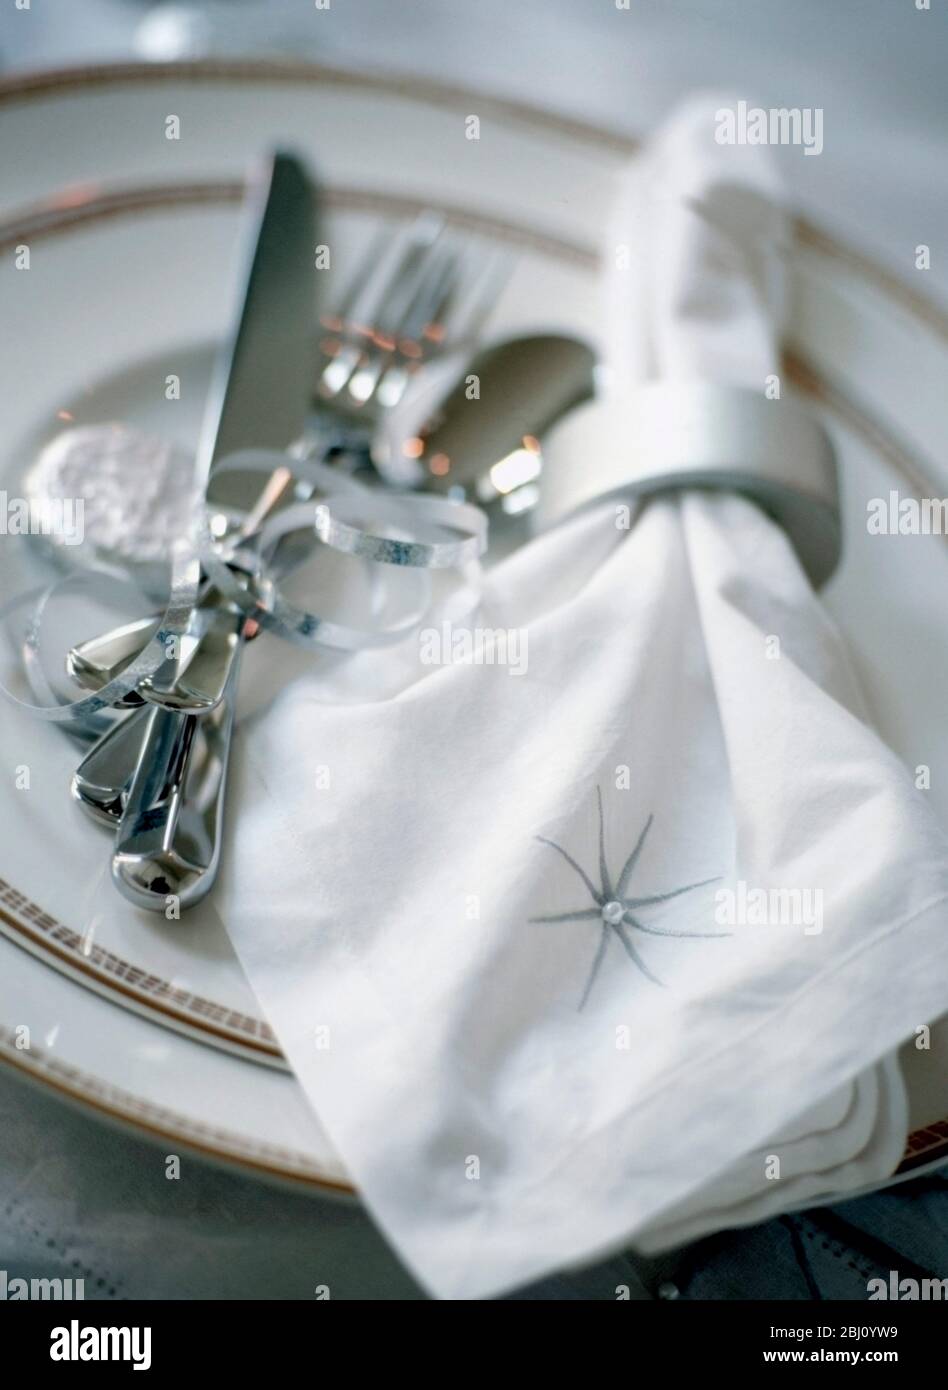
xmin=0 ymin=62 xmax=946 ymax=1195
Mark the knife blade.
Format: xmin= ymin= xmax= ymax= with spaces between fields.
xmin=200 ymin=149 xmax=318 ymax=514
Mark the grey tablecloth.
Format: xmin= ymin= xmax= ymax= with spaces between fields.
xmin=2 ymin=1064 xmax=945 ymax=1300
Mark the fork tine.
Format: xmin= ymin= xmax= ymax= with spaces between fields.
xmin=361 ymin=246 xmax=464 ymax=409
xmin=395 ymin=245 xmax=459 ymax=349
xmin=372 ymin=216 xmax=447 ymax=341
xmin=367 ymin=250 xmax=459 ymax=411
xmin=321 ymin=225 xmax=389 ymax=332
xmin=325 ymin=217 xmax=446 ymax=404
xmin=317 ymin=210 xmax=500 ymax=416
xmin=317 ymin=227 xmax=393 ymax=400
xmin=451 ymin=247 xmax=511 ymax=345
xmin=347 ymin=232 xmax=459 ymax=408
xmin=419 ymin=255 xmax=465 ymax=347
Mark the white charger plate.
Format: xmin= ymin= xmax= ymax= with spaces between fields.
xmin=1 ymin=62 xmax=947 ymax=1193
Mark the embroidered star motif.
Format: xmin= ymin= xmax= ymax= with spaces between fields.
xmin=531 ymin=787 xmax=728 ymax=1009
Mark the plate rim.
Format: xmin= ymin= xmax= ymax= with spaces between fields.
xmin=0 ymin=1022 xmax=354 ymax=1196
xmin=0 ymin=56 xmax=945 ymax=339
xmin=0 ymin=56 xmax=638 ymax=156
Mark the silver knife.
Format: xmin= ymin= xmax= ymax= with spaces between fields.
xmin=108 ymin=149 xmax=319 ymax=911
xmin=199 ymin=150 xmax=318 ymax=514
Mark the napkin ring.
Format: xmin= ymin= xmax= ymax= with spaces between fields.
xmin=538 ymin=381 xmax=840 ymax=587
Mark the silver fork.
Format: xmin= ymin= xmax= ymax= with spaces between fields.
xmin=312 ymin=212 xmax=508 ymax=435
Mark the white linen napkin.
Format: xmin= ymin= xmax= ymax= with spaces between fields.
xmin=219 ymin=98 xmax=948 ymax=1298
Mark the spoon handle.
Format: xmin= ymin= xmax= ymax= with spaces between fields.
xmin=71 ymin=704 xmax=152 ymax=827
xmin=110 ymin=648 xmax=242 ymax=912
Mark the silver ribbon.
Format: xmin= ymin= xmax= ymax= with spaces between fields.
xmin=0 ymin=447 xmax=488 ymax=725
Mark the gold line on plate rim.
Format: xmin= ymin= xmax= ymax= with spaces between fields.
xmin=0 ymin=58 xmax=945 ymax=337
